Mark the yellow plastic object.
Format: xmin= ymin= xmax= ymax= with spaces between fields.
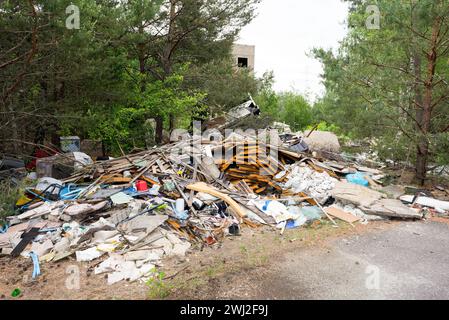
xmin=15 ymin=189 xmax=43 ymax=207
xmin=16 ymin=194 xmax=33 ymax=207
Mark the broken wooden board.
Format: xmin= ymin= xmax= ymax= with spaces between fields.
xmin=324 ymin=207 xmax=361 ymax=224
xmin=200 ymin=156 xmax=221 ymax=179
xmin=10 ymin=227 xmax=40 ymax=258
xmin=356 ymin=166 xmax=383 ymax=175
xmin=100 ymin=175 xmax=132 ymax=184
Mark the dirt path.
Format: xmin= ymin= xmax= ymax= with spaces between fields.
xmin=167 ymin=220 xmax=397 ymax=299
xmin=0 ymin=219 xmax=409 ymax=300
xmin=170 ymin=219 xmax=449 ymax=300
xmin=264 ymin=219 xmax=449 ymax=299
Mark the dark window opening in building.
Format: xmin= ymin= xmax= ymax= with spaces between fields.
xmin=238 ymin=57 xmax=248 ymax=68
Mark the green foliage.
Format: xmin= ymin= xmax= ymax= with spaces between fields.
xmin=0 ymin=0 xmax=262 ymax=155
xmin=278 ymin=93 xmax=313 ymax=131
xmin=61 ymin=71 xmax=205 ymax=155
xmin=0 ymin=179 xmax=29 ymax=221
xmin=185 ymin=58 xmax=259 ymax=114
xmin=306 ymin=122 xmax=340 ymax=134
xmin=255 ymin=72 xmax=279 ymax=121
xmin=255 ymin=72 xmax=315 ymax=131
xmin=434 ymin=133 xmax=449 ymax=166
xmin=313 ymin=0 xmax=449 ymax=172
xmin=374 ymin=133 xmax=415 ymax=164
xmin=256 ymin=74 xmax=314 ymax=132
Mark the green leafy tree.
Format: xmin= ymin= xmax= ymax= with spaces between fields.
xmin=126 ymin=0 xmax=261 ymax=140
xmin=314 ymin=0 xmax=449 ymax=184
xmin=185 ymin=58 xmax=259 ymax=115
xmin=0 ymin=0 xmax=129 ymax=154
xmin=278 ymin=92 xmax=313 ymax=131
xmin=1 ymin=0 xmax=263 ymax=156
xmin=255 ymin=73 xmax=313 ymax=132
xmin=255 ymin=71 xmax=279 ymax=119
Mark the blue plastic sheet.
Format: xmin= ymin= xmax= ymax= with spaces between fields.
xmin=29 ymin=252 xmax=41 ymax=279
xmin=346 ymin=172 xmax=369 ymax=187
xmin=59 ymin=184 xmax=85 ymax=200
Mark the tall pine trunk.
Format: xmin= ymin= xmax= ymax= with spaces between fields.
xmin=414 ymin=16 xmax=440 ymax=185
xmin=413 ymin=52 xmax=427 ymax=185
xmin=164 ymin=0 xmax=177 ymax=136
xmin=155 ymin=115 xmax=164 ymax=144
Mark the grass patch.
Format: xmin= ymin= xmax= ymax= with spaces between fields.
xmin=146 ymin=269 xmax=173 ymax=300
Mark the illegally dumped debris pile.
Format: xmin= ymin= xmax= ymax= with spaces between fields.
xmin=1 ymin=129 xmax=448 ymax=285
xmin=283 ymin=164 xmax=337 ymax=201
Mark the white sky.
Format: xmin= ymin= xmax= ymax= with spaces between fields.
xmin=238 ymin=0 xmax=349 ymax=100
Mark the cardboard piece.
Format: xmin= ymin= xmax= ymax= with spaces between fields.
xmin=325 ymin=207 xmax=361 ymax=224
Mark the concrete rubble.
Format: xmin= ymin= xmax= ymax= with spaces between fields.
xmin=303 ymin=130 xmax=341 ymax=153
xmin=331 ymin=181 xmax=384 ymax=208
xmin=362 ymin=199 xmax=423 ymax=219
xmin=283 ymin=163 xmax=337 ymax=202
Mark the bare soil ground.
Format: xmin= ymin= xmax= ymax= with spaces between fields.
xmin=0 ymin=219 xmax=397 ymax=300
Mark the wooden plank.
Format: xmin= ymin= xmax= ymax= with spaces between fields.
xmin=100 ymin=176 xmax=132 ymax=184
xmin=278 ymin=149 xmax=303 ymax=160
xmin=267 ymin=180 xmax=282 ymax=191
xmin=240 ymin=181 xmax=254 ymax=194
xmin=11 ymin=227 xmax=40 ymax=258
xmin=237 ymin=164 xmax=259 ymax=172
xmin=236 ymin=181 xmax=254 ymax=195
xmin=130 ymin=159 xmax=156 ymax=184
xmin=141 ymin=176 xmax=160 ymax=185
xmin=156 ymin=159 xmax=166 ymax=172
xmin=324 ymin=207 xmax=360 ymax=225
xmin=188 ymin=161 xmax=199 ymax=207
xmin=220 ymin=162 xmax=232 ymax=171
xmin=227 ymin=168 xmax=250 ymax=175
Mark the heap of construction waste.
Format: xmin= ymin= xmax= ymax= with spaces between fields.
xmin=2 ymin=122 xmax=447 ymax=285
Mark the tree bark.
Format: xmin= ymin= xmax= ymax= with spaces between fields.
xmin=413 ymin=14 xmax=440 ymax=185
xmin=413 ymin=52 xmax=427 ymax=185
xmin=155 ymin=115 xmax=164 ymax=144
xmin=415 ymin=140 xmax=429 ymax=185
xmin=164 ymin=0 xmax=177 ymax=136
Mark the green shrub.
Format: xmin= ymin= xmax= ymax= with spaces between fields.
xmin=0 ymin=180 xmax=22 ymax=222
xmin=146 ymin=269 xmax=172 ymax=299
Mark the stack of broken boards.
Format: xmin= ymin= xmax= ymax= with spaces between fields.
xmin=214 ymin=140 xmax=338 ymax=196
xmin=215 ymin=141 xmax=304 ymax=194
xmin=63 ymin=149 xmax=200 ymax=187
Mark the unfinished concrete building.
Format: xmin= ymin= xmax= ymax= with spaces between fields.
xmin=232 ymin=44 xmax=255 ymax=71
